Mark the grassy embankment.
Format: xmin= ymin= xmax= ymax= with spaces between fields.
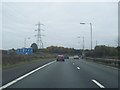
xmin=85 ymin=57 xmax=120 ymax=69
xmin=2 ymin=52 xmax=57 ymax=69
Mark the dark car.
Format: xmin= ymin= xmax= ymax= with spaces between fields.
xmin=57 ymin=55 xmax=64 ymax=61
xmin=64 ymin=56 xmax=69 ymax=59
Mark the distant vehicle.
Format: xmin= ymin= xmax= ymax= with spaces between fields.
xmin=64 ymin=55 xmax=69 ymax=59
xmin=73 ymin=55 xmax=79 ymax=59
xmin=57 ymin=55 xmax=64 ymax=61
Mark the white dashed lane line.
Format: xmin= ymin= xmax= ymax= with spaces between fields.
xmin=92 ymin=79 xmax=105 ymax=88
xmin=77 ymin=67 xmax=80 ymax=69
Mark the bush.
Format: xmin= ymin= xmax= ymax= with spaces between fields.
xmin=2 ymin=51 xmax=56 ymax=66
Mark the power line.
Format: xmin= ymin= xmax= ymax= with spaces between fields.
xmin=35 ymin=21 xmax=44 ymax=49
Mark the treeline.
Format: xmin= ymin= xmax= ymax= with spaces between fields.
xmin=38 ymin=46 xmax=82 ymax=55
xmin=2 ymin=46 xmax=82 ymax=55
xmin=3 ymin=45 xmax=119 ymax=58
xmin=2 ymin=45 xmax=119 ymax=66
xmin=2 ymin=46 xmax=82 ymax=66
xmin=85 ymin=45 xmax=118 ymax=59
xmin=31 ymin=43 xmax=82 ymax=55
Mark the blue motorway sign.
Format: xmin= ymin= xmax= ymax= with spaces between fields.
xmin=16 ymin=48 xmax=33 ymax=54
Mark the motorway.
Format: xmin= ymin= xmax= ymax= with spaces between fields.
xmin=2 ymin=58 xmax=119 ymax=88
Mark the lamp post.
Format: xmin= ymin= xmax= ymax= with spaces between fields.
xmin=24 ymin=38 xmax=26 ymax=48
xmin=77 ymin=36 xmax=81 ymax=49
xmin=83 ymin=36 xmax=84 ymax=50
xmin=80 ymin=23 xmax=93 ymax=50
xmin=77 ymin=36 xmax=85 ymax=58
xmin=77 ymin=36 xmax=84 ymax=50
xmin=24 ymin=37 xmax=31 ymax=48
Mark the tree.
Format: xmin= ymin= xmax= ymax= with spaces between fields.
xmin=46 ymin=46 xmax=81 ymax=55
xmin=94 ymin=45 xmax=118 ymax=58
xmin=31 ymin=43 xmax=38 ymax=53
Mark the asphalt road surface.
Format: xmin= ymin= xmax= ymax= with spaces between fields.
xmin=2 ymin=58 xmax=119 ymax=88
xmin=2 ymin=59 xmax=54 ymax=85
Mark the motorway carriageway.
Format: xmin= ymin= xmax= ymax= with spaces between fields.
xmin=1 ymin=58 xmax=119 ymax=88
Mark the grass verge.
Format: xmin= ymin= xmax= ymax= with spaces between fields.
xmin=84 ymin=59 xmax=120 ymax=69
xmin=3 ymin=58 xmax=55 ymax=69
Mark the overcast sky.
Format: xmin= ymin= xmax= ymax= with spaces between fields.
xmin=2 ymin=2 xmax=118 ymax=50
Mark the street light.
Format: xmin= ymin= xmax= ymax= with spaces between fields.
xmin=80 ymin=22 xmax=93 ymax=50
xmin=80 ymin=23 xmax=86 ymax=24
xmin=24 ymin=37 xmax=31 ymax=48
xmin=77 ymin=36 xmax=84 ymax=50
xmin=77 ymin=36 xmax=81 ymax=49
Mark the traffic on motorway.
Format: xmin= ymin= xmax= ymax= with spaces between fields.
xmin=56 ymin=55 xmax=80 ymax=61
xmin=1 ymin=54 xmax=119 ymax=89
xmin=1 ymin=1 xmax=119 ymax=90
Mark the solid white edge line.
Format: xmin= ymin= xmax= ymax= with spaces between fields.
xmin=0 ymin=60 xmax=56 ymax=89
xmin=92 ymin=79 xmax=105 ymax=88
xmin=77 ymin=67 xmax=80 ymax=69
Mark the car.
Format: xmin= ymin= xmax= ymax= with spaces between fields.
xmin=64 ymin=55 xmax=69 ymax=59
xmin=73 ymin=55 xmax=79 ymax=59
xmin=57 ymin=55 xmax=65 ymax=61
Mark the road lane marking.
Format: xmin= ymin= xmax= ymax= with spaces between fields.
xmin=73 ymin=63 xmax=74 ymax=65
xmin=77 ymin=67 xmax=80 ymax=69
xmin=92 ymin=79 xmax=105 ymax=88
xmin=0 ymin=60 xmax=56 ymax=89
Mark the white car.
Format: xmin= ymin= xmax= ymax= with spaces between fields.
xmin=73 ymin=55 xmax=79 ymax=59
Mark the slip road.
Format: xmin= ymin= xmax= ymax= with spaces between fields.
xmin=1 ymin=58 xmax=118 ymax=88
